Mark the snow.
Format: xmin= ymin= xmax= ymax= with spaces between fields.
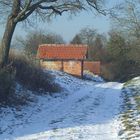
xmin=83 ymin=70 xmax=104 ymax=82
xmin=120 ymin=76 xmax=140 ymax=139
xmin=0 ymin=71 xmax=123 ymax=140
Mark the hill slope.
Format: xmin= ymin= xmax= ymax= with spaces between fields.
xmin=0 ymin=71 xmax=123 ymax=140
xmin=120 ymin=77 xmax=140 ymax=139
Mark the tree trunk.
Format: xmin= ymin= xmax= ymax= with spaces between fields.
xmin=0 ymin=16 xmax=17 ymax=67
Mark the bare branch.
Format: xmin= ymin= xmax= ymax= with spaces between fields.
xmin=0 ymin=0 xmax=106 ymax=23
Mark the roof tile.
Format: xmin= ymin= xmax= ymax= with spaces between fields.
xmin=37 ymin=44 xmax=88 ymax=60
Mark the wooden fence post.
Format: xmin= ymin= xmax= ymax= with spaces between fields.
xmin=81 ymin=60 xmax=84 ymax=78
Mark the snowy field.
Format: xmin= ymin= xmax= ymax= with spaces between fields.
xmin=0 ymin=71 xmax=124 ymax=140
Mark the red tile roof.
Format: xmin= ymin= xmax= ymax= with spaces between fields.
xmin=37 ymin=44 xmax=88 ymax=60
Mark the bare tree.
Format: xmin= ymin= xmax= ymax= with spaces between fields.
xmin=70 ymin=34 xmax=82 ymax=44
xmin=0 ymin=0 xmax=105 ymax=67
xmin=72 ymin=27 xmax=97 ymax=59
xmin=18 ymin=30 xmax=65 ymax=59
xmin=110 ymin=0 xmax=140 ymax=40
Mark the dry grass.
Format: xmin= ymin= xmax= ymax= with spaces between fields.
xmin=0 ymin=50 xmax=62 ymax=106
xmin=0 ymin=64 xmax=16 ymax=104
xmin=9 ymin=52 xmax=62 ymax=93
xmin=101 ymin=63 xmax=115 ymax=81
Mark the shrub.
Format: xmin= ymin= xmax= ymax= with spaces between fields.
xmin=0 ymin=65 xmax=16 ymax=104
xmin=10 ymin=53 xmax=61 ymax=93
xmin=101 ymin=63 xmax=115 ymax=81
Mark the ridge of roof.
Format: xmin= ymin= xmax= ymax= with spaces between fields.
xmin=39 ymin=44 xmax=88 ymax=47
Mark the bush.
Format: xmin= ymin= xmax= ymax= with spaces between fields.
xmin=10 ymin=53 xmax=61 ymax=93
xmin=0 ymin=65 xmax=16 ymax=104
xmin=103 ymin=31 xmax=140 ymax=82
xmin=101 ymin=63 xmax=115 ymax=81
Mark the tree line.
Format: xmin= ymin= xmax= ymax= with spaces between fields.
xmin=15 ymin=25 xmax=139 ymax=82
xmin=0 ymin=0 xmax=140 ymax=82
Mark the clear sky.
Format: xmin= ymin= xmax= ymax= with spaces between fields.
xmin=39 ymin=11 xmax=110 ymax=42
xmin=0 ymin=0 xmax=122 ymax=43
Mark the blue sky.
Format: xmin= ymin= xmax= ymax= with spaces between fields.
xmin=0 ymin=0 xmax=122 ymax=43
xmin=40 ymin=11 xmax=110 ymax=42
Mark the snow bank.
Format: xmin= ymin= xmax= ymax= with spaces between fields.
xmin=120 ymin=76 xmax=140 ymax=139
xmin=0 ymin=70 xmax=123 ymax=140
xmin=83 ymin=70 xmax=104 ymax=82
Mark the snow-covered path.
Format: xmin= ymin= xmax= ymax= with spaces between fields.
xmin=0 ymin=72 xmax=123 ymax=140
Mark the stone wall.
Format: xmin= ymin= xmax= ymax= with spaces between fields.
xmin=40 ymin=60 xmax=101 ymax=77
xmin=40 ymin=60 xmax=82 ymax=77
xmin=63 ymin=61 xmax=82 ymax=77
